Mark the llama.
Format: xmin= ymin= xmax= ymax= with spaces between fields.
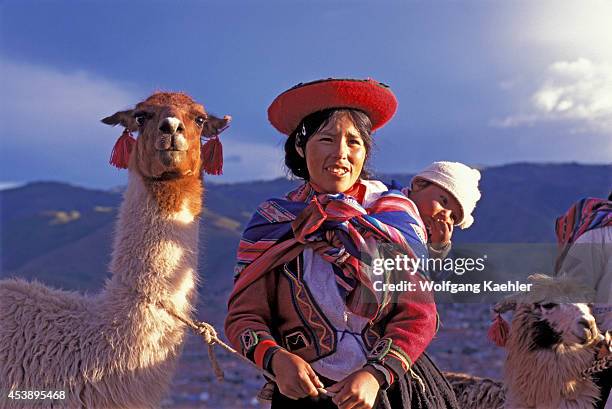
xmin=446 ymin=274 xmax=608 ymax=409
xmin=0 ymin=92 xmax=231 ymax=409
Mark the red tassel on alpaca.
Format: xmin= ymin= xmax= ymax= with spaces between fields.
xmin=201 ymin=136 xmax=223 ymax=175
xmin=488 ymin=313 xmax=510 ymax=347
xmin=109 ymin=129 xmax=135 ymax=169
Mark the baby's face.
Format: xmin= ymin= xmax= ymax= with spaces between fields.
xmin=410 ymin=183 xmax=462 ymax=227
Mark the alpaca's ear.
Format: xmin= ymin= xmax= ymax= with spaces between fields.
xmin=201 ymin=114 xmax=231 ymax=138
xmin=101 ymin=110 xmax=138 ymax=132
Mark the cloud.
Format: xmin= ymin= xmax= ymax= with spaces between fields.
xmin=519 ymin=1 xmax=612 ymax=61
xmin=492 ymin=58 xmax=612 ymax=133
xmin=0 ymin=59 xmax=145 ymax=187
xmin=0 ymin=182 xmax=25 ymax=191
xmin=533 ymin=59 xmax=612 ymax=123
xmin=215 ymin=137 xmax=285 ymax=182
xmin=0 ymin=59 xmax=140 ymax=147
xmin=0 ymin=59 xmax=289 ymax=186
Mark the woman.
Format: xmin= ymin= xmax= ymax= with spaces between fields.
xmin=225 ymin=78 xmax=458 ymax=409
xmin=554 ymin=194 xmax=612 ymax=409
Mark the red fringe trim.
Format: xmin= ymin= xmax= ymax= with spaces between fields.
xmin=201 ymin=136 xmax=223 ymax=175
xmin=109 ymin=129 xmax=135 ymax=169
xmin=488 ymin=313 xmax=510 ymax=347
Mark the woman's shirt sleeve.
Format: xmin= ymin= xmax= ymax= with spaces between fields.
xmin=364 ymin=277 xmax=438 ymax=386
xmin=224 ymin=271 xmax=282 ymax=371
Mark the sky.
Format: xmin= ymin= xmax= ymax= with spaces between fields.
xmin=1 ymin=0 xmax=611 ymax=189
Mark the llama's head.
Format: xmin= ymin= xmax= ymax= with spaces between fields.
xmin=102 ymin=92 xmax=231 ymax=179
xmin=526 ymin=302 xmax=598 ymax=348
xmin=495 ymin=274 xmax=601 ymax=350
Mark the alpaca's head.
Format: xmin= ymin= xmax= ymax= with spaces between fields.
xmin=102 ymin=92 xmax=231 ymax=179
xmin=496 ymin=274 xmax=601 ymax=350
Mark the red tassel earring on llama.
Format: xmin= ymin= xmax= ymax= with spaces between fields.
xmin=109 ymin=128 xmax=136 ymax=169
xmin=488 ymin=313 xmax=510 ymax=347
xmin=201 ymin=122 xmax=229 ymax=176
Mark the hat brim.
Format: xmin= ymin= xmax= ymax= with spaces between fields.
xmin=267 ymin=78 xmax=398 ymax=136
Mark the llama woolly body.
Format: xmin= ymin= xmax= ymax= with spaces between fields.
xmin=0 ymin=173 xmax=201 ymax=409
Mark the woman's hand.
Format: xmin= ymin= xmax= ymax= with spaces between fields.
xmin=327 ymin=368 xmax=380 ymax=409
xmin=270 ymin=349 xmax=323 ymax=400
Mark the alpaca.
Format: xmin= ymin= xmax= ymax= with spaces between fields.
xmin=445 ymin=274 xmax=607 ymax=409
xmin=0 ymin=92 xmax=231 ymax=409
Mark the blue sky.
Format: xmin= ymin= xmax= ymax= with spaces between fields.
xmin=1 ymin=0 xmax=611 ymax=189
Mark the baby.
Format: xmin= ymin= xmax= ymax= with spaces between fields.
xmin=401 ymin=161 xmax=482 ymax=260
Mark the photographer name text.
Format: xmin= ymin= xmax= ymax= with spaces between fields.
xmin=373 ymin=280 xmax=532 ymax=294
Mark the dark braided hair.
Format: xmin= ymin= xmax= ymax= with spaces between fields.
xmin=284 ymin=108 xmax=374 ymax=180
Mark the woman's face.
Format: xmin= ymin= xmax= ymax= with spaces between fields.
xmin=304 ymin=112 xmax=366 ymax=194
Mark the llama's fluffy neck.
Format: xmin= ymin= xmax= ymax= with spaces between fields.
xmin=104 ymin=172 xmax=202 ymax=317
xmin=504 ymin=306 xmax=599 ymax=409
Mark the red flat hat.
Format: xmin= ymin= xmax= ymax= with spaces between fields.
xmin=267 ymin=78 xmax=398 ymax=136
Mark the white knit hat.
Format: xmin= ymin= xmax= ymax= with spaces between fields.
xmin=411 ymin=161 xmax=481 ymax=229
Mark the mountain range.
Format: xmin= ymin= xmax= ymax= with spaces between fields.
xmin=2 ymin=163 xmax=610 ymax=298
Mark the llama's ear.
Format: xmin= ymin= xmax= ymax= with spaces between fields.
xmin=201 ymin=114 xmax=231 ymax=138
xmin=101 ymin=110 xmax=137 ymax=131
